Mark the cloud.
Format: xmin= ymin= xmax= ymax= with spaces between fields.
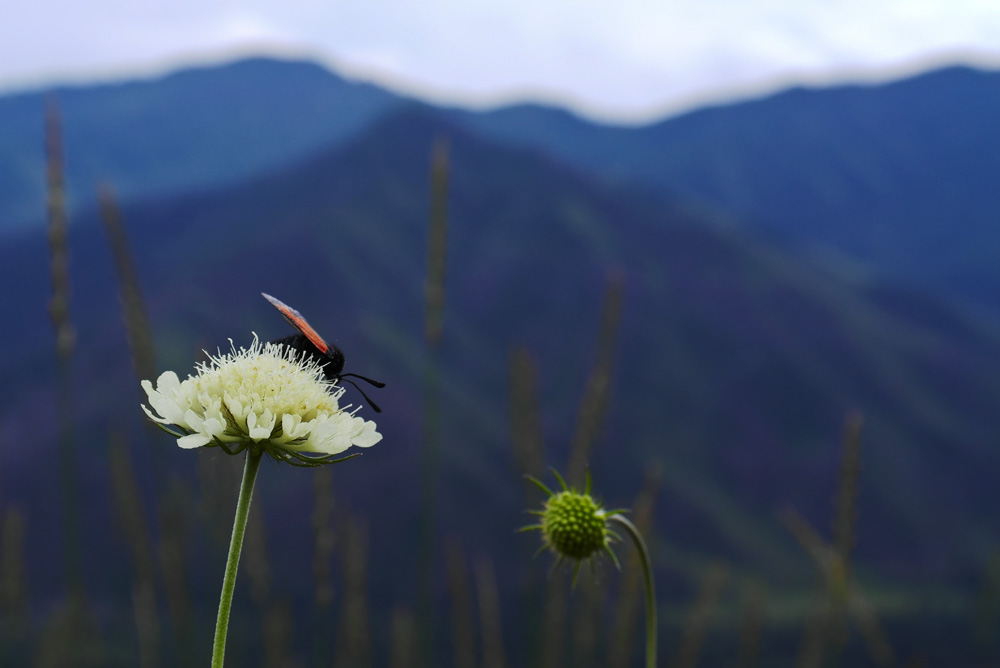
xmin=2 ymin=0 xmax=999 ymax=120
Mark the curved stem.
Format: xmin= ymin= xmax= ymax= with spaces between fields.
xmin=608 ymin=514 xmax=657 ymax=668
xmin=211 ymin=448 xmax=264 ymax=668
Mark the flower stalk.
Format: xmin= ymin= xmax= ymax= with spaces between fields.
xmin=211 ymin=448 xmax=263 ymax=668
xmin=607 ymin=514 xmax=656 ymax=668
xmin=522 ymin=471 xmax=657 ymax=668
xmin=142 ymin=329 xmax=383 ymax=667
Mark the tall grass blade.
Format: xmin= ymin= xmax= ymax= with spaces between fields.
xmin=572 ymin=573 xmax=607 ymax=668
xmin=108 ymin=430 xmax=160 ymax=668
xmin=670 ymin=562 xmax=730 ymax=668
xmin=567 ymin=273 xmax=624 ymax=486
xmin=735 ymin=580 xmax=767 ymax=668
xmin=44 ymin=95 xmax=83 ymax=602
xmin=508 ymin=346 xmax=548 ymax=664
xmin=539 ymin=576 xmax=568 ymax=668
xmin=2 ymin=507 xmax=29 ymax=663
xmin=418 ymin=135 xmax=450 ymax=666
xmin=829 ymin=412 xmax=863 ymax=648
xmin=784 ymin=415 xmax=895 ymax=667
xmin=97 ymin=184 xmax=156 ymax=384
xmin=389 ymin=604 xmax=418 ymax=668
xmin=312 ymin=467 xmax=337 ymax=665
xmin=509 ymin=347 xmax=546 ymax=480
xmin=974 ymin=550 xmax=1000 ymax=648
xmin=158 ymin=482 xmax=195 ymax=665
xmin=475 ymin=555 xmax=507 ymax=668
xmin=336 ymin=515 xmax=372 ymax=668
xmin=444 ymin=538 xmax=477 ymax=668
xmin=263 ymin=598 xmax=294 ymax=668
xmin=243 ymin=486 xmax=295 ymax=666
xmin=244 ymin=494 xmax=272 ymax=607
xmin=424 ymin=136 xmax=450 ymax=347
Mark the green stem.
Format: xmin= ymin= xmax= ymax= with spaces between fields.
xmin=211 ymin=448 xmax=264 ymax=668
xmin=609 ymin=514 xmax=657 ymax=668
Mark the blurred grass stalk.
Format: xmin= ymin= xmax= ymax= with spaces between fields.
xmin=509 ymin=348 xmax=545 ymax=483
xmin=156 ymin=485 xmax=194 ymax=665
xmin=100 ymin=183 xmax=196 ymax=663
xmin=508 ymin=348 xmax=550 ymax=666
xmin=735 ymin=580 xmax=767 ymax=668
xmin=97 ymin=184 xmax=156 ymax=389
xmin=974 ymin=551 xmax=1000 ymax=648
xmin=566 ymin=273 xmax=625 ymax=665
xmin=418 ymin=136 xmax=450 ymax=665
xmin=109 ymin=430 xmax=160 ymax=668
xmin=566 ymin=272 xmax=624 ymax=487
xmin=539 ymin=576 xmax=569 ymax=668
xmin=42 ymin=96 xmax=108 ymax=667
xmin=786 ymin=413 xmax=894 ymax=668
xmin=513 ymin=274 xmax=625 ymax=668
xmin=312 ymin=467 xmax=337 ymax=665
xmin=572 ymin=571 xmax=607 ymax=668
xmin=444 ymin=537 xmax=477 ymax=668
xmin=1 ymin=505 xmax=28 ymax=663
xmin=475 ymin=555 xmax=507 ymax=668
xmin=243 ymin=488 xmax=290 ymax=667
xmin=390 ymin=604 xmax=418 ymax=668
xmin=101 ymin=186 xmax=160 ymax=667
xmin=45 ymin=96 xmax=83 ymax=602
xmin=337 ymin=514 xmax=372 ymax=668
xmin=669 ymin=562 xmax=729 ymax=668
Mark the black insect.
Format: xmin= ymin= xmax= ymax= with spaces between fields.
xmin=263 ymin=293 xmax=385 ymax=412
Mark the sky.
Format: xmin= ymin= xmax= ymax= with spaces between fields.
xmin=3 ymin=0 xmax=1000 ymax=122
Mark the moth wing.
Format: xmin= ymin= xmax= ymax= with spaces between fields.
xmin=261 ymin=292 xmax=331 ymax=355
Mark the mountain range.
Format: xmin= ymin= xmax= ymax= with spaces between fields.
xmin=4 ymin=58 xmax=1000 ymax=314
xmin=1 ymin=57 xmax=1000 ymax=664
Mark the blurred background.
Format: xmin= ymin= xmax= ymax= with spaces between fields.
xmin=2 ymin=1 xmax=1000 ymax=666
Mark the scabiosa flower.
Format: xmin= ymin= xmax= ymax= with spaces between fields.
xmin=521 ymin=469 xmax=626 ymax=582
xmin=141 ymin=334 xmax=381 ymax=466
xmin=143 ymin=328 xmax=383 ymax=668
xmin=521 ymin=469 xmax=658 ymax=668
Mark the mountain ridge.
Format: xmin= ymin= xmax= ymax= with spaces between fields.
xmin=4 ymin=104 xmax=1000 ymax=585
xmin=456 ymin=65 xmax=1000 ymax=310
xmin=4 ymin=56 xmax=1000 ymax=317
xmin=0 ymin=56 xmax=405 ymax=228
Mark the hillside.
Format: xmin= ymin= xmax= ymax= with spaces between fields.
xmin=456 ymin=66 xmax=1000 ymax=310
xmin=0 ymin=57 xmax=405 ymax=230
xmin=4 ymin=104 xmax=1000 ymax=633
xmin=5 ymin=58 xmax=1000 ymax=316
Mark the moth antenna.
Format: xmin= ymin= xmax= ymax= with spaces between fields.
xmin=338 ymin=372 xmax=386 ymax=389
xmin=339 ymin=377 xmax=383 ymax=413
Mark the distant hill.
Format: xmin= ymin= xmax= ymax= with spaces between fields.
xmin=5 ymin=105 xmax=1000 ymax=629
xmin=4 ymin=57 xmax=1000 ymax=315
xmin=454 ymin=66 xmax=1000 ymax=310
xmin=0 ymin=57 xmax=405 ymax=230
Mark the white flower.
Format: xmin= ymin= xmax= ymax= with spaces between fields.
xmin=141 ymin=335 xmax=381 ymax=465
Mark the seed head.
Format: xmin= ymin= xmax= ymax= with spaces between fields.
xmin=520 ymin=470 xmax=626 ymax=583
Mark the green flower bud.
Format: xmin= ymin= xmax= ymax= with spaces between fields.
xmin=520 ymin=470 xmax=626 ymax=583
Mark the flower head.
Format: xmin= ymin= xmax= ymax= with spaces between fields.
xmin=141 ymin=334 xmax=381 ymax=466
xmin=521 ymin=469 xmax=626 ymax=582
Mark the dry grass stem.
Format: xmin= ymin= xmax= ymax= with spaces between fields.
xmin=670 ymin=562 xmax=730 ymax=668
xmin=444 ymin=537 xmax=477 ymax=668
xmin=567 ymin=273 xmax=625 ymax=486
xmin=475 ymin=555 xmax=507 ymax=668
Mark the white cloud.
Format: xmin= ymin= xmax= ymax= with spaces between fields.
xmin=2 ymin=0 xmax=1000 ymax=120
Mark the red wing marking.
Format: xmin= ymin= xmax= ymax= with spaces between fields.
xmin=261 ymin=292 xmax=331 ymax=355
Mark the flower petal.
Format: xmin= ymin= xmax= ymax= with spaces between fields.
xmin=352 ymin=420 xmax=382 ymax=448
xmin=177 ymin=433 xmax=211 ymax=449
